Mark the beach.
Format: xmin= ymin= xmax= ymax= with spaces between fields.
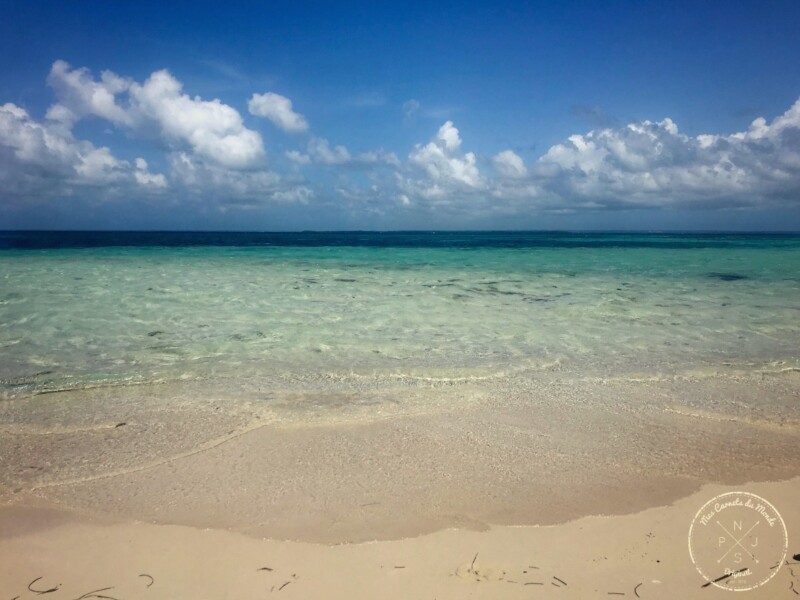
xmin=2 ymin=368 xmax=799 ymax=597
xmin=2 ymin=477 xmax=799 ymax=600
xmin=3 ymin=0 xmax=800 ymax=592
xmin=1 ymin=232 xmax=799 ymax=597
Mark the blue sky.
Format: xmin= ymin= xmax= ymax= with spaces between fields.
xmin=1 ymin=0 xmax=800 ymax=230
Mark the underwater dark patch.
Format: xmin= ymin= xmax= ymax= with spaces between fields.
xmin=707 ymin=272 xmax=748 ymax=281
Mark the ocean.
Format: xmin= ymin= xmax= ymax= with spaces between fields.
xmin=1 ymin=231 xmax=799 ymax=400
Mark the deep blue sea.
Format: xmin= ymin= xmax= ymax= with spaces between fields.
xmin=2 ymin=231 xmax=799 ymax=398
xmin=2 ymin=230 xmax=800 ymax=249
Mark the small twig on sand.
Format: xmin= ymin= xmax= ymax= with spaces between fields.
xmin=257 ymin=567 xmax=274 ymax=572
xmin=701 ymin=568 xmax=748 ymax=588
xmin=394 ymin=566 xmax=405 ymax=569
xmin=469 ymin=553 xmax=478 ymax=574
xmin=553 ymin=576 xmax=567 ymax=586
xmin=138 ymin=574 xmax=154 ymax=588
xmin=634 ymin=582 xmax=642 ymax=598
xmin=524 ymin=582 xmax=543 ymax=586
xmin=27 ymin=577 xmax=61 ymax=595
xmin=73 ymin=587 xmax=120 ymax=600
xmin=608 ymin=593 xmax=625 ymax=596
xmin=278 ymin=581 xmax=291 ymax=591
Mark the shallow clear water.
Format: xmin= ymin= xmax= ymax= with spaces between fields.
xmin=1 ymin=232 xmax=799 ymax=398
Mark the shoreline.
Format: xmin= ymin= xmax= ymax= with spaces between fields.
xmin=2 ymin=367 xmax=799 ymax=597
xmin=2 ymin=369 xmax=800 ymax=543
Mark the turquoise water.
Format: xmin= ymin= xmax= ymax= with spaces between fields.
xmin=1 ymin=232 xmax=799 ymax=398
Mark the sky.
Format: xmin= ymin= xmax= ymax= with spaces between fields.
xmin=1 ymin=0 xmax=800 ymax=231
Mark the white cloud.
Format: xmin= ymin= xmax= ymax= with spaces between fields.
xmin=248 ymin=92 xmax=309 ymax=133
xmin=47 ymin=61 xmax=265 ymax=169
xmin=408 ymin=121 xmax=482 ymax=190
xmin=437 ymin=121 xmax=462 ymax=151
xmin=272 ymin=186 xmax=314 ymax=204
xmin=0 ymin=102 xmax=165 ymax=197
xmin=357 ymin=149 xmax=401 ymax=167
xmin=74 ymin=146 xmax=127 ymax=183
xmin=288 ymin=137 xmax=399 ymax=167
xmin=285 ymin=149 xmax=311 ymax=165
xmin=1 ymin=102 xmax=75 ymax=171
xmin=5 ymin=60 xmax=800 ymax=221
xmin=134 ymin=158 xmax=168 ymax=189
xmin=392 ymin=121 xmax=488 ymax=213
xmin=46 ymin=60 xmax=132 ymax=126
xmin=400 ymin=106 xmax=800 ymax=214
xmin=130 ymin=70 xmax=264 ymax=168
xmin=492 ymin=150 xmax=528 ymax=178
xmin=308 ymin=136 xmax=351 ymax=164
xmin=532 ymin=99 xmax=800 ymax=208
xmin=1 ymin=62 xmax=316 ymax=208
xmin=167 ymin=151 xmax=310 ymax=206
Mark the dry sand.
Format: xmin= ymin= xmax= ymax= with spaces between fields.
xmin=2 ymin=478 xmax=799 ymax=599
xmin=2 ymin=369 xmax=799 ymax=598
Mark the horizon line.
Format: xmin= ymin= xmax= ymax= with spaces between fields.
xmin=3 ymin=229 xmax=800 ymax=235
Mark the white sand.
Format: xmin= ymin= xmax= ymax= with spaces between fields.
xmin=2 ymin=477 xmax=799 ymax=599
xmin=2 ymin=370 xmax=799 ymax=598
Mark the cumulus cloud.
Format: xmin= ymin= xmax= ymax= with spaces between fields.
xmin=46 ymin=60 xmax=133 ymax=126
xmin=168 ymin=150 xmax=311 ymax=206
xmin=1 ymin=102 xmax=76 ymax=172
xmin=407 ymin=121 xmax=482 ymax=192
xmin=308 ymin=136 xmax=351 ymax=164
xmin=532 ymin=99 xmax=800 ymax=208
xmin=0 ymin=102 xmax=165 ymax=198
xmin=129 ymin=71 xmax=264 ymax=168
xmin=134 ymin=158 xmax=168 ymax=189
xmin=4 ymin=60 xmax=800 ymax=221
xmin=492 ymin=150 xmax=528 ymax=178
xmin=47 ymin=61 xmax=265 ymax=169
xmin=248 ymin=92 xmax=309 ymax=133
xmin=398 ymin=104 xmax=800 ymax=214
xmin=0 ymin=62 xmax=314 ymax=209
xmin=389 ymin=120 xmax=489 ymax=213
xmin=73 ymin=146 xmax=127 ymax=183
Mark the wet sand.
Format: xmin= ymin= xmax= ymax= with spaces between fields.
xmin=1 ymin=368 xmax=799 ymax=597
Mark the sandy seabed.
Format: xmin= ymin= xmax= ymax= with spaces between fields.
xmin=2 ymin=368 xmax=799 ymax=599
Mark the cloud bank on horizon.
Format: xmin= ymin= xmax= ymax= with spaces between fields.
xmin=2 ymin=60 xmax=800 ymax=223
